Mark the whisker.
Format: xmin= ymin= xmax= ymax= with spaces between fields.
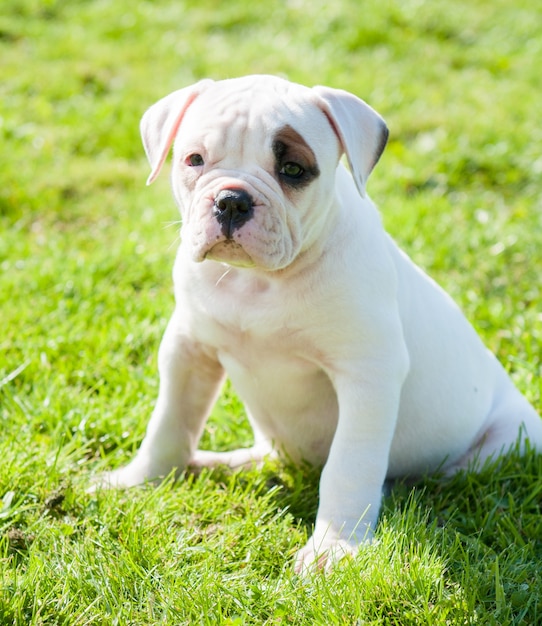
xmin=162 ymin=220 xmax=182 ymax=230
xmin=161 ymin=221 xmax=182 ymax=252
xmin=215 ymin=267 xmax=232 ymax=287
xmin=167 ymin=235 xmax=181 ymax=252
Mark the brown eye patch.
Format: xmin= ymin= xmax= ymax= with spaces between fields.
xmin=272 ymin=125 xmax=320 ymax=190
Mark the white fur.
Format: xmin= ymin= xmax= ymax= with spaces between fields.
xmin=94 ymin=75 xmax=542 ymax=573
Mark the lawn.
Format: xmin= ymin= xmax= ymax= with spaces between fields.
xmin=1 ymin=0 xmax=541 ymax=623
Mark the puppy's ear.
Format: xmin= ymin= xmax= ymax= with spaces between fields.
xmin=312 ymin=86 xmax=388 ymax=197
xmin=140 ymin=79 xmax=214 ymax=185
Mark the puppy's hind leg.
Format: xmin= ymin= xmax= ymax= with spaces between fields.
xmin=190 ymin=420 xmax=275 ymax=470
xmin=189 ymin=441 xmax=275 ymax=470
xmin=447 ymin=384 xmax=542 ymax=475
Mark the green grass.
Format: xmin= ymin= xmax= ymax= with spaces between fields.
xmin=1 ymin=0 xmax=542 ymax=623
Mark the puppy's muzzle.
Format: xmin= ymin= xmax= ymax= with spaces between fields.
xmin=213 ymin=188 xmax=254 ymax=239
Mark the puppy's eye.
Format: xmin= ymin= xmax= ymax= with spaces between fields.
xmin=186 ymin=154 xmax=204 ymax=167
xmin=280 ymin=162 xmax=304 ymax=179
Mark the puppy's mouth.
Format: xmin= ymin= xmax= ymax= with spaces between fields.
xmin=204 ymin=240 xmax=256 ymax=268
xmin=198 ymin=187 xmax=259 ymax=267
xmin=189 ymin=184 xmax=295 ymax=271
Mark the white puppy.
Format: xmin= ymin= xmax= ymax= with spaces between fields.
xmin=98 ymin=75 xmax=542 ymax=572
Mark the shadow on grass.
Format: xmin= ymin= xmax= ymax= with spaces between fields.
xmin=185 ymin=457 xmax=321 ymax=533
xmin=186 ymin=442 xmax=540 ymax=536
xmin=183 ymin=444 xmax=542 ymax=554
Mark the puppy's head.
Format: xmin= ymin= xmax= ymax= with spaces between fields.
xmin=141 ymin=75 xmax=387 ymax=271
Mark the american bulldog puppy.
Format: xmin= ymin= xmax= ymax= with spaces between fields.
xmin=95 ymin=75 xmax=542 ymax=572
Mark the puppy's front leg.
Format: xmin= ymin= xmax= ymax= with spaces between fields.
xmin=295 ymin=363 xmax=407 ymax=573
xmin=93 ymin=312 xmax=225 ymax=489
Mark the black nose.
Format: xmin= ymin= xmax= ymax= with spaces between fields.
xmin=213 ymin=189 xmax=254 ymax=239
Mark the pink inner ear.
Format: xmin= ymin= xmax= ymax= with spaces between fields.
xmin=146 ymin=90 xmax=202 ymax=185
xmin=320 ymin=108 xmax=346 ymax=156
xmin=319 ymin=106 xmax=366 ymax=198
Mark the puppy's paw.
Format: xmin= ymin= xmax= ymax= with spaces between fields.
xmin=293 ymin=535 xmax=358 ymax=575
xmin=189 ymin=444 xmax=272 ymax=470
xmin=87 ymin=457 xmax=175 ymax=493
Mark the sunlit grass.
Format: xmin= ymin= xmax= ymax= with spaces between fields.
xmin=1 ymin=0 xmax=541 ymax=623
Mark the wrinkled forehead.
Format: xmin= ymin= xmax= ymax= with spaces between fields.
xmin=177 ymin=76 xmax=339 ymax=159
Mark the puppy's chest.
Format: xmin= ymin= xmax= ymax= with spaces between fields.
xmin=193 ymin=284 xmax=323 ymax=387
xmin=185 ymin=271 xmax=339 ymax=460
xmin=205 ymin=315 xmax=337 ymax=462
xmin=186 ymin=263 xmax=331 ymax=373
xmin=191 ymin=268 xmax=302 ymax=346
xmin=202 ymin=308 xmax=303 ymax=365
